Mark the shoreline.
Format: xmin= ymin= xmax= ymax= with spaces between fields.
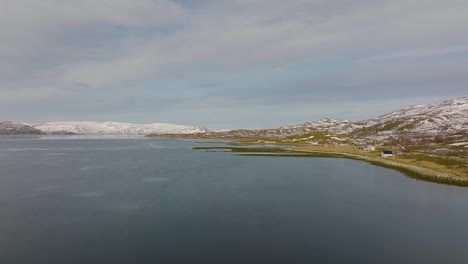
xmin=289 ymin=149 xmax=468 ymax=187
xmin=193 ymin=143 xmax=468 ymax=187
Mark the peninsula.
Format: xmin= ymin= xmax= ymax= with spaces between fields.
xmin=147 ymin=97 xmax=468 ymax=186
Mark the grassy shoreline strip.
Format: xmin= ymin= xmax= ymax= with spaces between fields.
xmin=301 ymin=150 xmax=468 ymax=187
xmin=193 ymin=146 xmax=468 ymax=187
xmin=292 ymin=150 xmax=466 ymax=179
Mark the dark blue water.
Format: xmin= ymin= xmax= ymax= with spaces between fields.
xmin=0 ymin=136 xmax=467 ymax=264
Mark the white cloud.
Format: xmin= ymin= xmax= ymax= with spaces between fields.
xmin=1 ymin=0 xmax=468 ymax=104
xmin=61 ymin=0 xmax=468 ymax=86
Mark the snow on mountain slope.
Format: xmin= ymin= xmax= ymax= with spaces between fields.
xmin=359 ymin=97 xmax=468 ymax=135
xmin=28 ymin=121 xmax=210 ymax=135
xmin=378 ymin=97 xmax=468 ymax=121
xmin=3 ymin=97 xmax=466 ymax=137
xmin=282 ymin=118 xmax=365 ymax=134
xmin=180 ymin=97 xmax=467 ymax=141
xmin=282 ymin=97 xmax=467 ymax=136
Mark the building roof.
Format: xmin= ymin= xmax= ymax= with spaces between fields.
xmin=382 ymin=150 xmax=393 ymax=154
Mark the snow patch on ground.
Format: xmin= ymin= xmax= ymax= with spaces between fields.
xmin=449 ymin=142 xmax=468 ymax=146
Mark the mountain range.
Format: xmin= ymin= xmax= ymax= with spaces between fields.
xmin=148 ymin=96 xmax=468 ymax=144
xmin=283 ymin=96 xmax=468 ymax=139
xmin=1 ymin=97 xmax=467 ymax=140
xmin=0 ymin=121 xmax=210 ymax=135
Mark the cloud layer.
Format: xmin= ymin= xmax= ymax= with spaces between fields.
xmin=1 ymin=0 xmax=467 ymax=128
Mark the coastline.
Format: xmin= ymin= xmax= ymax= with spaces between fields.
xmin=193 ymin=143 xmax=468 ymax=187
xmin=290 ymin=148 xmax=468 ymax=187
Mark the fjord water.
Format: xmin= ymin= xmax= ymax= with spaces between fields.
xmin=1 ymin=137 xmax=467 ymax=264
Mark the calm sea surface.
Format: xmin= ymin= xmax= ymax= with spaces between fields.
xmin=1 ymin=136 xmax=467 ymax=264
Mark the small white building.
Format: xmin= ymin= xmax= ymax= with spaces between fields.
xmin=381 ymin=150 xmax=393 ymax=157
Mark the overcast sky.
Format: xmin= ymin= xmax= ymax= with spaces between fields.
xmin=1 ymin=0 xmax=467 ymax=129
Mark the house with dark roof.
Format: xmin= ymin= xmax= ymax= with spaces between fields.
xmin=381 ymin=150 xmax=393 ymax=157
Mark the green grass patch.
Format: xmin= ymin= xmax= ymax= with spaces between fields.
xmin=362 ymin=159 xmax=468 ymax=187
xmin=399 ymin=153 xmax=466 ymax=167
xmin=193 ymin=146 xmax=295 ymax=153
xmin=236 ymin=153 xmax=349 ymax=158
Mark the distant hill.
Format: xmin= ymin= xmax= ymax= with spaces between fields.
xmin=0 ymin=121 xmax=44 ymax=135
xmin=2 ymin=97 xmax=466 ymax=139
xmin=352 ymin=97 xmax=467 ymax=136
xmin=0 ymin=121 xmax=210 ymax=135
xmin=283 ymin=97 xmax=468 ymax=140
xmin=148 ymin=96 xmax=468 ymax=145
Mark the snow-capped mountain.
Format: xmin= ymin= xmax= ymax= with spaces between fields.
xmin=284 ymin=97 xmax=468 ymax=137
xmin=360 ymin=97 xmax=468 ymax=135
xmin=27 ymin=121 xmax=211 ymax=135
xmin=0 ymin=121 xmax=44 ymax=135
xmin=160 ymin=96 xmax=467 ymax=142
xmin=2 ymin=97 xmax=466 ymax=138
xmin=0 ymin=121 xmax=210 ymax=135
